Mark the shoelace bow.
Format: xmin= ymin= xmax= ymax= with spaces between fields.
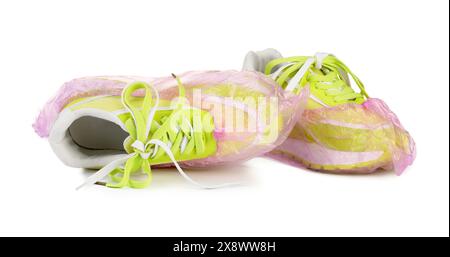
xmin=265 ymin=53 xmax=369 ymax=104
xmin=77 ymin=75 xmax=238 ymax=190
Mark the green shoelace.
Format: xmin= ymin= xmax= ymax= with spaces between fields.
xmin=265 ymin=53 xmax=369 ymax=105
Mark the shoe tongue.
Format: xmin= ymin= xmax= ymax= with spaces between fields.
xmin=309 ymin=67 xmax=327 ymax=76
xmin=309 ymin=67 xmax=345 ymax=85
xmin=309 ymin=66 xmax=364 ymax=104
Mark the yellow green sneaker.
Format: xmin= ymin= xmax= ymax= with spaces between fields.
xmin=243 ymin=49 xmax=416 ymax=174
xmin=34 ymin=71 xmax=303 ymax=188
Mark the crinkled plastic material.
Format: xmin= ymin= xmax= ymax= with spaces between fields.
xmin=34 ymin=70 xmax=308 ymax=168
xmin=268 ymin=98 xmax=416 ymax=175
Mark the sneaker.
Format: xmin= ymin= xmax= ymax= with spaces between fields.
xmin=243 ymin=49 xmax=416 ymax=174
xmin=34 ymin=70 xmax=305 ymax=188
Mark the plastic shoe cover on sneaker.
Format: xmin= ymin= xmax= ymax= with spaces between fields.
xmin=33 ymin=70 xmax=308 ymax=177
xmin=244 ymin=49 xmax=416 ymax=175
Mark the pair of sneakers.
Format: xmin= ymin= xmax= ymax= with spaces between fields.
xmin=33 ymin=49 xmax=416 ymax=189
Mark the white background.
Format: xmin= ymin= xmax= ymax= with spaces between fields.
xmin=0 ymin=0 xmax=448 ymax=236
